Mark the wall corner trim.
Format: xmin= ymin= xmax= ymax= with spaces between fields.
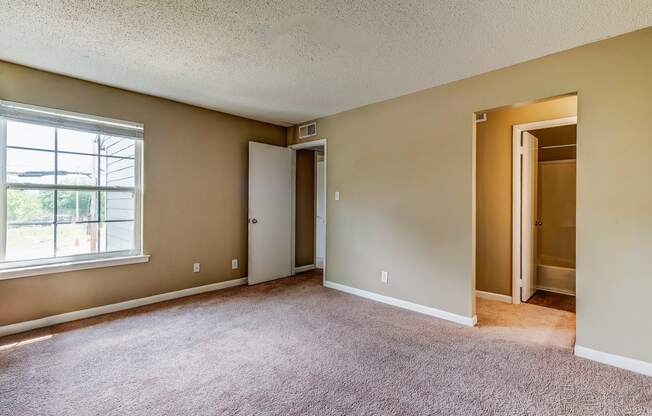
xmin=574 ymin=345 xmax=652 ymax=377
xmin=324 ymin=280 xmax=476 ymax=327
xmin=0 ymin=277 xmax=247 ymax=338
xmin=475 ymin=290 xmax=512 ymax=303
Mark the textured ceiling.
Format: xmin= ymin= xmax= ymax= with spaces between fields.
xmin=1 ymin=1 xmax=651 ymax=126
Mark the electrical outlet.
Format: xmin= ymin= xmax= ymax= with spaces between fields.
xmin=381 ymin=271 xmax=389 ymax=284
xmin=231 ymin=259 xmax=238 ymax=270
xmin=193 ymin=263 xmax=200 ymax=273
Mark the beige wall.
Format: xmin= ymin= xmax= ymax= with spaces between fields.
xmin=291 ymin=28 xmax=652 ymax=363
xmin=0 ymin=61 xmax=286 ymax=326
xmin=295 ymin=150 xmax=315 ymax=267
xmin=537 ymin=161 xmax=576 ymax=268
xmin=475 ymin=95 xmax=577 ymax=296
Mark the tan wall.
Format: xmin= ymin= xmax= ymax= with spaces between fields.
xmin=0 ymin=61 xmax=286 ymax=326
xmin=537 ymin=161 xmax=576 ymax=268
xmin=290 ymin=28 xmax=652 ymax=363
xmin=295 ymin=150 xmax=315 ymax=267
xmin=475 ymin=96 xmax=577 ymax=296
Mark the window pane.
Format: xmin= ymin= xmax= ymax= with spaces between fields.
xmin=7 ymin=120 xmax=55 ymax=150
xmin=100 ymin=157 xmax=135 ymax=187
xmin=56 ymin=223 xmax=98 ymax=257
xmin=57 ymin=153 xmax=98 ymax=186
xmin=7 ymin=189 xmax=54 ymax=224
xmin=7 ymin=148 xmax=55 ymax=184
xmin=100 ymin=221 xmax=134 ymax=252
xmin=57 ymin=129 xmax=99 ymax=154
xmin=100 ymin=136 xmax=135 ymax=159
xmin=57 ymin=191 xmax=98 ymax=223
xmin=100 ymin=191 xmax=135 ymax=221
xmin=6 ymin=224 xmax=54 ymax=261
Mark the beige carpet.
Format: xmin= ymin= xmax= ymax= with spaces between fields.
xmin=476 ymin=297 xmax=576 ymax=348
xmin=1 ymin=272 xmax=650 ymax=415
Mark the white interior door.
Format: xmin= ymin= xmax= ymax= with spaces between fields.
xmin=521 ymin=132 xmax=538 ymax=301
xmin=248 ymin=142 xmax=292 ymax=285
xmin=315 ymin=157 xmax=326 ymax=268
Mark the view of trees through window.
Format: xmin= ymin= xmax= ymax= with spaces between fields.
xmin=4 ymin=120 xmax=137 ymax=262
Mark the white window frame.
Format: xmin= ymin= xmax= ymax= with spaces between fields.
xmin=0 ymin=101 xmax=146 ymax=276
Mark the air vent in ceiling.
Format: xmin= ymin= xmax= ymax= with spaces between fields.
xmin=298 ymin=122 xmax=317 ymax=139
xmin=475 ymin=112 xmax=487 ymax=123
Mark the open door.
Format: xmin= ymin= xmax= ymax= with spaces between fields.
xmin=248 ymin=142 xmax=292 ymax=285
xmin=521 ymin=132 xmax=538 ymax=301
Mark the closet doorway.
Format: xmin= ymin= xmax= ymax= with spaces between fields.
xmin=512 ymin=117 xmax=577 ymax=310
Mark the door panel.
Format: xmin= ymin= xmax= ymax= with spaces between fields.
xmin=521 ymin=132 xmax=538 ymax=301
xmin=248 ymin=142 xmax=292 ymax=285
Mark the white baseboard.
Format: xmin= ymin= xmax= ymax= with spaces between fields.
xmin=0 ymin=277 xmax=247 ymax=338
xmin=324 ymin=280 xmax=476 ymax=327
xmin=536 ymin=285 xmax=576 ymax=296
xmin=475 ymin=290 xmax=512 ymax=303
xmin=294 ymin=264 xmax=315 ymax=273
xmin=575 ymin=345 xmax=652 ymax=377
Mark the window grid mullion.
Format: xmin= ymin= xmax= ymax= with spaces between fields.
xmin=0 ymin=118 xmax=7 ymax=262
xmin=97 ymin=134 xmax=101 ymax=253
xmin=53 ymin=128 xmax=58 ymax=257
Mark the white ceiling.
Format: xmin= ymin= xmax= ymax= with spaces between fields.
xmin=1 ymin=1 xmax=651 ymax=126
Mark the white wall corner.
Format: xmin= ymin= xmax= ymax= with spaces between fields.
xmin=475 ymin=290 xmax=512 ymax=303
xmin=324 ymin=280 xmax=476 ymax=327
xmin=574 ymin=345 xmax=652 ymax=377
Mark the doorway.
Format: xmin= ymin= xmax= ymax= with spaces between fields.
xmin=512 ymin=117 xmax=577 ymax=308
xmin=290 ymin=140 xmax=326 ymax=282
xmin=473 ymin=94 xmax=577 ymax=347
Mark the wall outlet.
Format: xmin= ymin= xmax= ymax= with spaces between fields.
xmin=193 ymin=263 xmax=200 ymax=273
xmin=381 ymin=270 xmax=389 ymax=284
xmin=231 ymin=259 xmax=238 ymax=270
xmin=335 ymin=191 xmax=340 ymax=201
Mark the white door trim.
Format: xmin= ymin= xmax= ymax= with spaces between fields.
xmin=512 ymin=116 xmax=576 ymax=304
xmin=289 ymin=139 xmax=327 ymax=285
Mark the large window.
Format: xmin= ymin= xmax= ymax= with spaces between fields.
xmin=0 ymin=101 xmax=143 ymax=270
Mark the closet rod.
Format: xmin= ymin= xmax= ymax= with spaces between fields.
xmin=539 ymin=143 xmax=576 ymax=149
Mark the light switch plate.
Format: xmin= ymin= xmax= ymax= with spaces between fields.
xmin=335 ymin=191 xmax=340 ymax=201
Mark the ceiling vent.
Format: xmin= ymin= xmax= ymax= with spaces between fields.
xmin=475 ymin=112 xmax=487 ymax=123
xmin=298 ymin=122 xmax=317 ymax=139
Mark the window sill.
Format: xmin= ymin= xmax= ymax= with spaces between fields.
xmin=0 ymin=255 xmax=150 ymax=281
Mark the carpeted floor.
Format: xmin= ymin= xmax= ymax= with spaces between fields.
xmin=1 ymin=271 xmax=650 ymax=416
xmin=476 ymin=296 xmax=576 ymax=349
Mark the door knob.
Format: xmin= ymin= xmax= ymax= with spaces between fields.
xmin=251 ymin=218 xmax=258 ymax=224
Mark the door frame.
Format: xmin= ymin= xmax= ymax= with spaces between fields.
xmin=511 ymin=116 xmax=576 ymax=304
xmin=289 ymin=138 xmax=327 ymax=285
